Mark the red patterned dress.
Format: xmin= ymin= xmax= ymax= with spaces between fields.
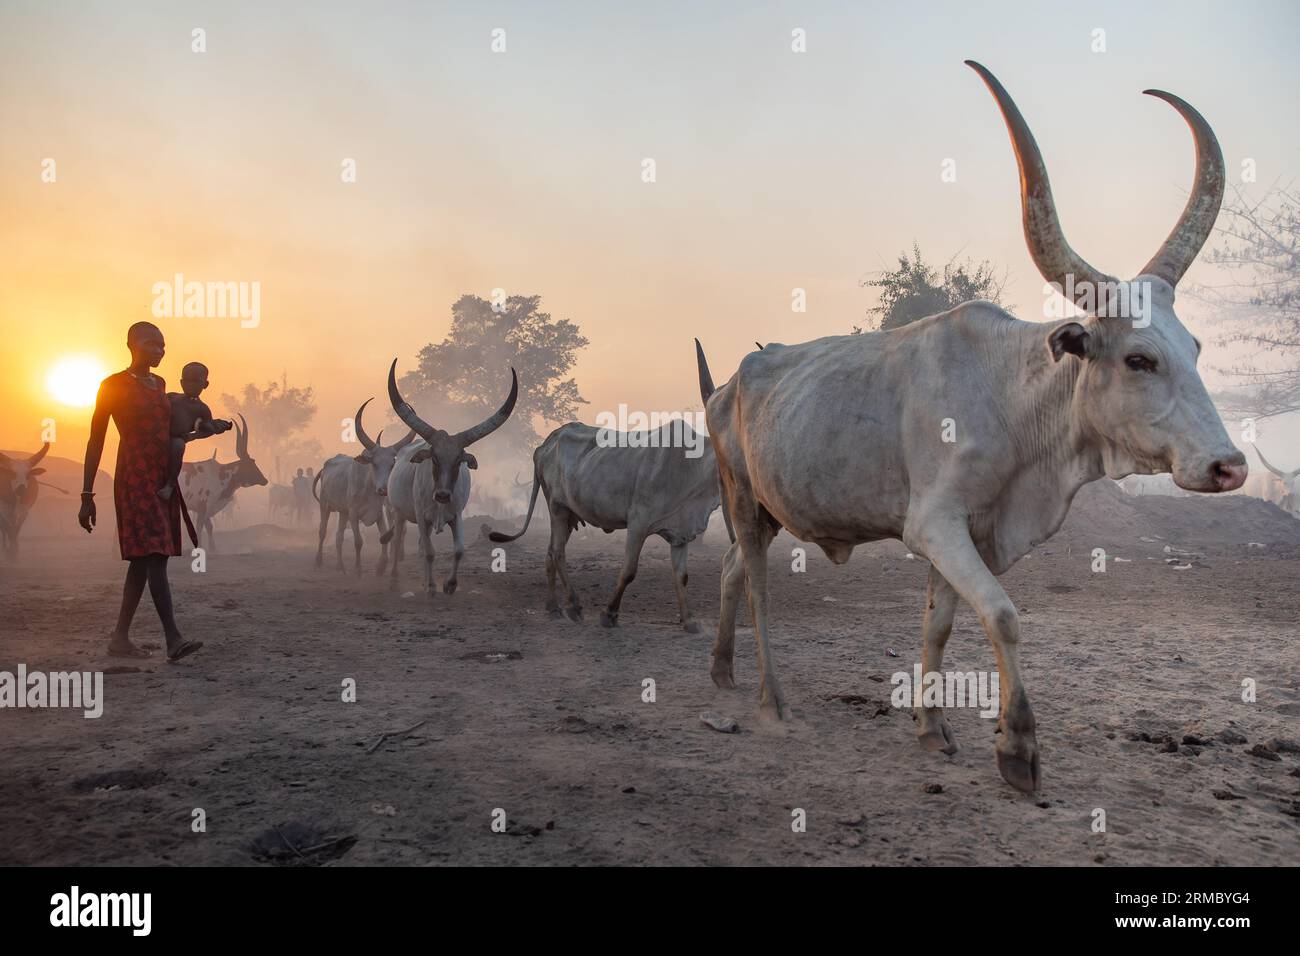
xmin=98 ymin=370 xmax=182 ymax=560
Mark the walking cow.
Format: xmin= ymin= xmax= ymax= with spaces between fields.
xmin=383 ymin=360 xmax=518 ymax=595
xmin=312 ymin=399 xmax=415 ymax=575
xmin=488 ymin=421 xmax=720 ymax=632
xmin=695 ymin=61 xmax=1247 ymax=793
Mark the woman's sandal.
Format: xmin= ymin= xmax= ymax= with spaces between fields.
xmin=166 ymin=640 xmax=204 ymax=663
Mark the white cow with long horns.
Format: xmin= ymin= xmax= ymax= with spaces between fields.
xmin=694 ymin=61 xmax=1247 ymax=793
xmin=382 ymin=360 xmax=518 ymax=595
xmin=180 ymin=414 xmax=269 ymax=551
xmin=1251 ymin=444 xmax=1299 ymax=516
xmin=0 ymin=443 xmax=51 ymax=559
xmin=312 ymin=399 xmax=415 ymax=574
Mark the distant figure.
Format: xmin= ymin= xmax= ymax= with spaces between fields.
xmin=79 ymin=321 xmax=203 ymax=662
xmin=158 ymin=362 xmax=231 ymax=500
xmin=292 ymin=467 xmax=312 ymax=526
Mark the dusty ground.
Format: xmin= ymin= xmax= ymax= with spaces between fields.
xmin=1 ymin=483 xmax=1298 ymax=866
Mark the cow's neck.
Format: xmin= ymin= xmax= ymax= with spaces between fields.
xmin=981 ymin=322 xmax=1107 ymax=570
xmin=217 ymin=463 xmax=241 ymax=502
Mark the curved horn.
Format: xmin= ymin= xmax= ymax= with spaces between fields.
xmin=1138 ymin=90 xmax=1225 ymax=287
xmin=391 ymin=429 xmax=417 ymax=451
xmin=966 ymin=60 xmax=1118 ymax=313
xmin=28 ymin=443 xmax=50 ymax=466
xmin=453 ymin=368 xmax=518 ymax=447
xmin=1252 ymin=444 xmax=1299 ymax=481
xmin=235 ymin=414 xmax=249 ymax=458
xmin=387 ymin=359 xmax=436 ymax=441
xmin=354 ymin=398 xmax=377 ymax=450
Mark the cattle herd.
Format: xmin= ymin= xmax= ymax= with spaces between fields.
xmin=2 ymin=64 xmax=1294 ymax=799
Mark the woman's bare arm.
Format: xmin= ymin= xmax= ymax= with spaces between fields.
xmin=82 ymin=389 xmax=110 ymax=493
xmin=79 ymin=382 xmax=111 ymax=531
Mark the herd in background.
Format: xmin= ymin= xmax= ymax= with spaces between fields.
xmin=4 ymin=62 xmax=1300 ymax=794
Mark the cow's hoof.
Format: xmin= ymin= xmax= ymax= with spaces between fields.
xmin=918 ymin=723 xmax=960 ymax=756
xmin=444 ymin=578 xmax=458 ymax=595
xmin=682 ymin=619 xmax=701 ymax=634
xmin=996 ymin=745 xmax=1041 ymax=793
xmin=710 ymin=663 xmax=735 ymax=689
xmin=599 ymin=611 xmax=618 ymax=628
xmin=566 ymin=607 xmax=583 ymax=623
xmin=759 ymin=701 xmax=793 ymax=724
xmin=548 ymin=607 xmax=564 ymax=621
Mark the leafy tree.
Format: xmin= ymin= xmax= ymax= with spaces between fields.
xmin=397 ymin=294 xmax=588 ymax=455
xmin=856 ymin=243 xmax=1008 ymax=332
xmin=1196 ymin=184 xmax=1300 ymax=420
xmin=220 ymin=373 xmax=320 ymax=481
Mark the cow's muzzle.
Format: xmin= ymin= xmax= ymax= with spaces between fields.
xmin=1209 ymin=458 xmax=1248 ymax=492
xmin=434 ymin=491 xmax=452 ymax=504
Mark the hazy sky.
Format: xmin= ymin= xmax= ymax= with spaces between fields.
xmin=3 ymin=0 xmax=1297 ymax=471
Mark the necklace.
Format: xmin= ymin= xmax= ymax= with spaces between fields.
xmin=128 ymin=368 xmax=157 ymax=388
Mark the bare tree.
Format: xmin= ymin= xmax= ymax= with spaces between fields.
xmin=1195 ymin=183 xmax=1300 ymax=420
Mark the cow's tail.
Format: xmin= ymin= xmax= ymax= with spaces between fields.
xmin=487 ymin=460 xmax=542 ymax=543
xmin=311 ymin=469 xmax=323 ymax=503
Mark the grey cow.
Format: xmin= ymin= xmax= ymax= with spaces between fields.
xmin=694 ymin=61 xmax=1247 ymax=793
xmin=312 ymin=399 xmax=415 ymax=575
xmin=489 ymin=421 xmax=721 ymax=632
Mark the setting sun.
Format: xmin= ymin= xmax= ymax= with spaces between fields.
xmin=46 ymin=355 xmax=109 ymax=408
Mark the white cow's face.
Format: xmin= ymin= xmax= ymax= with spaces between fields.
xmin=1050 ymin=278 xmax=1246 ymax=493
xmin=355 ymin=432 xmax=415 ymax=497
xmin=410 ymin=431 xmax=477 ymax=504
xmin=0 ymin=456 xmax=44 ymax=503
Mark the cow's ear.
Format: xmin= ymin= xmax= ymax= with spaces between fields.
xmin=1047 ymin=322 xmax=1091 ymax=362
xmin=29 ymin=467 xmax=45 ymax=477
xmin=353 ymin=453 xmax=372 ymax=465
xmin=462 ymin=452 xmax=478 ymax=470
xmin=410 ymin=448 xmax=431 ymax=463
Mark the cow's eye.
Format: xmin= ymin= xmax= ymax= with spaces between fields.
xmin=1125 ymin=354 xmax=1157 ymax=373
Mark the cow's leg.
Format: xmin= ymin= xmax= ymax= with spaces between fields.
xmin=204 ymin=516 xmax=216 ymax=553
xmin=669 ymin=542 xmax=701 ymax=634
xmin=710 ymin=540 xmax=745 ymax=688
xmin=916 ymin=566 xmax=960 ymax=755
xmin=334 ymin=509 xmax=348 ymax=572
xmin=915 ymin=522 xmax=1038 ymax=792
xmin=417 ymin=517 xmax=436 ymax=596
xmin=375 ymin=510 xmax=389 ymax=576
xmin=444 ymin=512 xmax=466 ymax=594
xmin=350 ymin=513 xmax=363 ymax=576
xmin=388 ymin=519 xmax=405 ymax=591
xmin=601 ymin=528 xmax=647 ymax=628
xmin=722 ymin=476 xmax=785 ymax=720
xmin=546 ymin=504 xmax=581 ymax=621
xmin=315 ymin=506 xmax=330 ymax=568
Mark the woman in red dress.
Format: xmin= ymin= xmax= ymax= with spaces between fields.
xmin=79 ymin=322 xmax=202 ymax=662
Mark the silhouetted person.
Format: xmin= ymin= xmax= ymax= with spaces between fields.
xmin=158 ymin=361 xmax=231 ymax=500
xmin=79 ymin=321 xmax=203 ymax=662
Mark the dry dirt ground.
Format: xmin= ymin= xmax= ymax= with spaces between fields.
xmin=1 ymin=484 xmax=1298 ymax=866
